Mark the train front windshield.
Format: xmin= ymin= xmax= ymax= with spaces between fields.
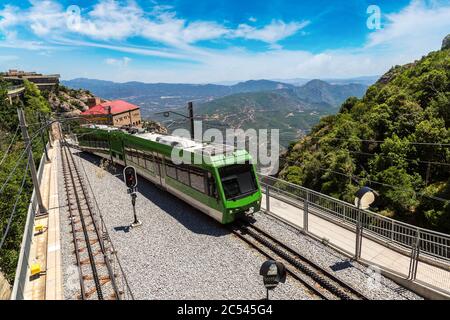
xmin=219 ymin=164 xmax=258 ymax=201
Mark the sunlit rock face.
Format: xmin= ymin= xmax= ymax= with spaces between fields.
xmin=442 ymin=34 xmax=450 ymax=50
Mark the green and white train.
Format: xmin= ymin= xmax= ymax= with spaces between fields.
xmin=75 ymin=125 xmax=262 ymax=224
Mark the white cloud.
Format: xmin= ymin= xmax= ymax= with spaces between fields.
xmin=366 ymin=0 xmax=450 ymax=55
xmin=233 ymin=20 xmax=310 ymax=44
xmin=104 ymin=56 xmax=132 ymax=67
xmin=0 ymin=5 xmax=20 ymax=30
xmin=27 ymin=0 xmax=66 ymax=36
xmin=78 ymin=0 xmax=142 ymax=40
xmin=50 ymin=37 xmax=196 ymax=60
xmin=0 ymin=0 xmax=306 ymax=48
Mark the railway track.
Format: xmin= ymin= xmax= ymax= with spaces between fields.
xmin=231 ymin=220 xmax=369 ymax=300
xmin=61 ymin=143 xmax=122 ymax=300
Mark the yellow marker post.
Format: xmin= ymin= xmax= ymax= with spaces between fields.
xmin=30 ymin=264 xmax=41 ymax=276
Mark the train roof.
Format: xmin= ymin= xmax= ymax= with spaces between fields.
xmin=81 ymin=124 xmax=251 ymax=166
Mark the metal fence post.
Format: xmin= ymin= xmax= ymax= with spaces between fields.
xmin=413 ymin=230 xmax=421 ymax=281
xmin=303 ymin=191 xmax=309 ymax=232
xmin=265 ymin=185 xmax=270 ymax=213
xmin=408 ymin=230 xmax=421 ymax=281
xmin=17 ymin=108 xmax=47 ymax=215
xmin=391 ymin=220 xmax=395 ymax=241
xmin=354 ymin=201 xmax=363 ymax=260
xmin=408 ymin=247 xmax=416 ymax=280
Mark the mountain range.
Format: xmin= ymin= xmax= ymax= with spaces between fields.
xmin=62 ymin=78 xmax=292 ymax=108
xmin=194 ymin=80 xmax=368 ymax=147
xmin=62 ymin=78 xmax=368 ymax=147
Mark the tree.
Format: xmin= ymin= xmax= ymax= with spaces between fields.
xmin=279 ymin=41 xmax=450 ymax=232
xmin=375 ymin=167 xmax=420 ymax=215
xmin=0 ymin=79 xmax=48 ymax=283
xmin=23 ymin=80 xmax=51 ymax=114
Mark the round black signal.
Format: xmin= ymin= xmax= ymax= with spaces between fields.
xmin=260 ymin=260 xmax=286 ymax=290
xmin=124 ymin=166 xmax=138 ymax=189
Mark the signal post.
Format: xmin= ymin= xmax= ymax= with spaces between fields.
xmin=123 ymin=166 xmax=142 ymax=228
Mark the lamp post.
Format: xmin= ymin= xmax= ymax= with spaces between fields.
xmin=156 ymin=102 xmax=195 ymax=140
xmin=354 ymin=187 xmax=377 ymax=260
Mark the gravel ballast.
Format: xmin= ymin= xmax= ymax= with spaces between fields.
xmin=58 ymin=148 xmax=311 ymax=300
xmin=58 ymin=147 xmax=422 ymax=300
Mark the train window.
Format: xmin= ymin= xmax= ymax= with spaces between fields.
xmin=177 ymin=167 xmax=190 ymax=186
xmin=138 ymin=152 xmax=145 ymax=167
xmin=166 ymin=163 xmax=177 ymax=179
xmin=146 ymin=158 xmax=154 ymax=172
xmin=143 ymin=153 xmax=154 ymax=172
xmin=131 ymin=149 xmax=138 ymax=163
xmin=125 ymin=150 xmax=132 ymax=161
xmin=219 ymin=164 xmax=258 ymax=201
xmin=190 ymin=171 xmax=206 ymax=193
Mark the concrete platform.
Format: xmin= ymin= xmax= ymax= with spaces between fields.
xmin=22 ymin=142 xmax=62 ymax=300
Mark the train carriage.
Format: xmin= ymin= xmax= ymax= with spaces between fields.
xmin=75 ymin=125 xmax=262 ymax=224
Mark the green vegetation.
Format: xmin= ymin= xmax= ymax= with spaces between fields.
xmin=195 ymin=80 xmax=367 ymax=148
xmin=0 ymin=79 xmax=50 ymax=283
xmin=279 ymin=47 xmax=450 ymax=232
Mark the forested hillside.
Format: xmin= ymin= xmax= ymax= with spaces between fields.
xmin=190 ymin=80 xmax=367 ymax=148
xmin=279 ymin=40 xmax=450 ymax=232
xmin=0 ymin=80 xmax=50 ymax=283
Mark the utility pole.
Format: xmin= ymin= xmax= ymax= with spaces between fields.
xmin=45 ymin=114 xmax=53 ymax=148
xmin=188 ymin=102 xmax=195 ymax=140
xmin=17 ymin=108 xmax=47 ymax=215
xmin=156 ymin=101 xmax=196 ymax=140
xmin=38 ymin=113 xmax=50 ymax=162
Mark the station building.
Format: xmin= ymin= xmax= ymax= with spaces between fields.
xmin=81 ymin=100 xmax=142 ymax=128
xmin=1 ymin=69 xmax=60 ymax=91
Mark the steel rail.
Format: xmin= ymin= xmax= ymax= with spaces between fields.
xmin=229 ymin=223 xmax=329 ymax=300
xmin=246 ymin=223 xmax=369 ymax=300
xmin=232 ymin=220 xmax=369 ymax=300
xmin=74 ymin=149 xmax=135 ymax=300
xmin=66 ymin=144 xmax=122 ymax=299
xmin=61 ymin=144 xmax=87 ymax=299
xmin=62 ymin=145 xmax=105 ymax=299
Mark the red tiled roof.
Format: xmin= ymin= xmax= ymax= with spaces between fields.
xmin=81 ymin=100 xmax=139 ymax=116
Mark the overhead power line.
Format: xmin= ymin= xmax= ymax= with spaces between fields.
xmin=0 ymin=125 xmax=20 ymax=167
xmin=282 ymin=158 xmax=450 ymax=203
xmin=307 ymin=136 xmax=450 ymax=147
xmin=0 ymin=123 xmax=48 ymax=196
xmin=0 ymin=161 xmax=29 ymax=251
xmin=309 ymin=141 xmax=450 ymax=167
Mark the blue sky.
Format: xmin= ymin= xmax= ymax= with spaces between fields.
xmin=0 ymin=0 xmax=449 ymax=83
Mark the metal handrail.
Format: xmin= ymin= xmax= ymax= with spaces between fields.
xmin=11 ymin=144 xmax=47 ymax=299
xmin=258 ymin=173 xmax=450 ymax=262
